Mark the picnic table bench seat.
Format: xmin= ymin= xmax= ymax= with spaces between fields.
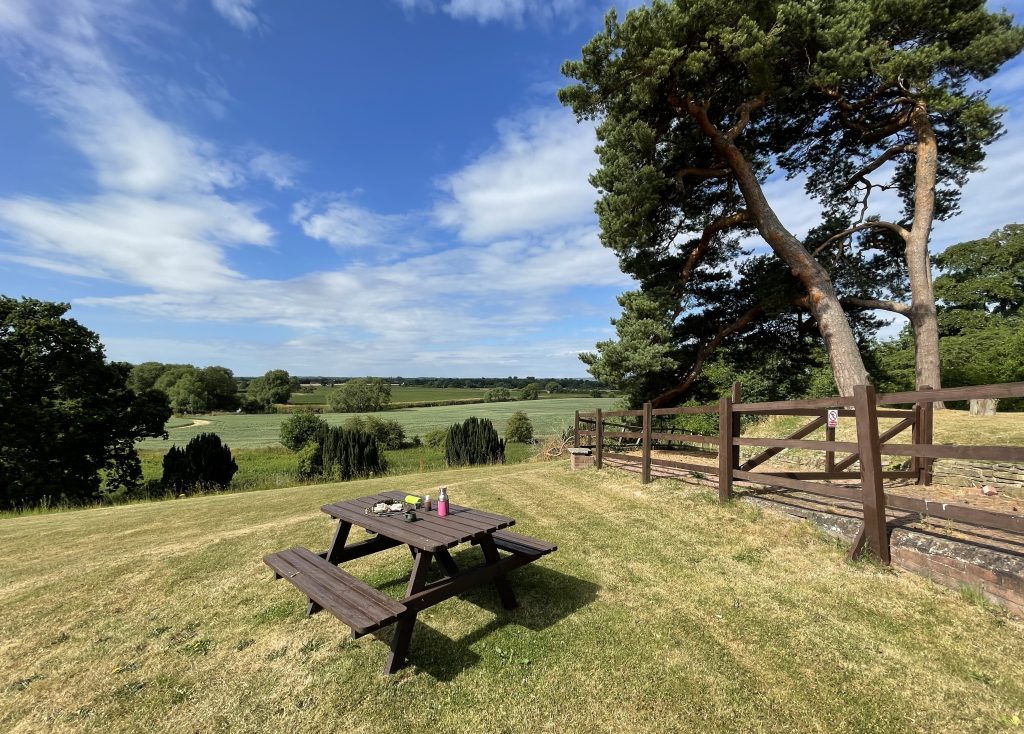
xmin=264 ymin=546 xmax=406 ymax=637
xmin=489 ymin=529 xmax=558 ymax=558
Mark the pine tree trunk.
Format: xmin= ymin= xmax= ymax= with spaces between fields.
xmin=713 ymin=134 xmax=870 ymax=395
xmin=907 ymin=104 xmax=944 ymax=407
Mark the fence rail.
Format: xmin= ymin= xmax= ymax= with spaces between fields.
xmin=574 ymin=381 xmax=1024 ymax=563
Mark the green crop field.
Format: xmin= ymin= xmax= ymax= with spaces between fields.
xmin=141 ymin=397 xmax=619 ymax=450
xmin=289 ymin=386 xmax=593 ymax=405
xmin=3 ymin=462 xmax=1023 ymax=733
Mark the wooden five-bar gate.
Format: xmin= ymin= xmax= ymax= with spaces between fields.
xmin=575 ymin=382 xmax=1024 ymax=564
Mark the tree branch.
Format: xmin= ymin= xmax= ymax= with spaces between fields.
xmin=651 ymin=304 xmax=765 ymax=408
xmin=678 ymin=210 xmax=751 ymax=292
xmin=840 ymin=297 xmax=912 ymax=316
xmin=726 ymin=92 xmax=767 ymax=141
xmin=812 ymin=220 xmax=910 ymax=257
xmin=675 ymin=167 xmax=731 ymax=182
xmin=845 ymin=144 xmax=916 ymax=189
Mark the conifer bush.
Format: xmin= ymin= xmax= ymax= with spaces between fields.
xmin=298 ymin=425 xmax=387 ymax=481
xmin=445 ymin=417 xmax=505 ymax=466
xmin=161 ymin=432 xmax=238 ymax=494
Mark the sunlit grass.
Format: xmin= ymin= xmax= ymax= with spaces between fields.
xmin=2 ymin=462 xmax=1023 ymax=733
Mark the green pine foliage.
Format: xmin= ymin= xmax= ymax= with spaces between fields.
xmin=161 ymin=433 xmax=238 ymax=494
xmin=445 ymin=417 xmax=505 ymax=466
xmin=298 ymin=425 xmax=387 ymax=481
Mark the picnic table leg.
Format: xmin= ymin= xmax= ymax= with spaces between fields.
xmin=324 ymin=521 xmax=352 ymax=564
xmin=385 ymin=550 xmax=433 ymax=675
xmin=478 ymin=535 xmax=517 ymax=610
xmin=434 ymin=548 xmax=460 ymax=578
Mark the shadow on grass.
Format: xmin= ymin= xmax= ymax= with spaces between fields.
xmin=374 ymin=550 xmax=599 ymax=681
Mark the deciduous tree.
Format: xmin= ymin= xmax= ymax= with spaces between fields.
xmin=0 ymin=297 xmax=170 ymax=509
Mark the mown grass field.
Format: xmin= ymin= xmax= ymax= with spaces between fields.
xmin=141 ymin=397 xmax=619 ymax=450
xmin=2 ymin=462 xmax=1023 ymax=733
xmin=289 ymin=385 xmax=493 ymax=405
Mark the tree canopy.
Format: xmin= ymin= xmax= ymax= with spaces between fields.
xmin=327 ymin=377 xmax=392 ymax=413
xmin=0 ymin=297 xmax=170 ymax=509
xmin=248 ymin=369 xmax=299 ymax=408
xmin=560 ymin=0 xmax=1023 ymax=405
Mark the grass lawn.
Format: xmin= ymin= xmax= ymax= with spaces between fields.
xmin=141 ymin=397 xmax=619 ymax=450
xmin=2 ymin=463 xmax=1023 ymax=733
xmin=741 ymin=409 xmax=1024 ymax=464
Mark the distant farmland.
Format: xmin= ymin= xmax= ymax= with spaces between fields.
xmin=288 ymin=385 xmax=588 ymax=405
xmin=141 ymin=396 xmax=621 ymax=450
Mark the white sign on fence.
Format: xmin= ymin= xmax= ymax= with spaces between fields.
xmin=827 ymin=409 xmax=839 ymax=429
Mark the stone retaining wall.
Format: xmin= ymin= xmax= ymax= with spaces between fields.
xmin=932 ymin=460 xmax=1024 ymax=497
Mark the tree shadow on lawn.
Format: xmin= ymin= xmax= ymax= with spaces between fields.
xmin=373 ymin=550 xmax=599 ymax=681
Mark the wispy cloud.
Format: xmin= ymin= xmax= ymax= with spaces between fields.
xmin=435 ymin=108 xmax=598 ymax=241
xmin=392 ymin=0 xmax=587 ymax=26
xmin=0 ymin=0 xmax=275 ymax=293
xmin=249 ymin=149 xmax=303 ymax=189
xmin=211 ymin=0 xmax=262 ymax=32
xmin=292 ymin=196 xmax=411 ymax=250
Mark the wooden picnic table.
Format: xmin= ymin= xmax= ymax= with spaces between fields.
xmin=264 ymin=490 xmax=556 ymax=674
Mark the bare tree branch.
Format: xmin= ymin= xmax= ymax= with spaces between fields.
xmin=840 ymin=297 xmax=912 ymax=316
xmin=675 ymin=167 xmax=731 ymax=181
xmin=812 ymin=220 xmax=910 ymax=257
xmin=846 ymin=144 xmax=917 ymax=189
xmin=680 ymin=210 xmax=751 ymax=287
xmin=652 ymin=304 xmax=765 ymax=408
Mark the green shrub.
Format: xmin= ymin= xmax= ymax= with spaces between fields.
xmin=342 ymin=415 xmax=406 ymax=450
xmin=161 ymin=433 xmax=238 ymax=494
xmin=299 ymin=426 xmax=387 ymax=481
xmin=279 ymin=411 xmax=327 ymax=451
xmin=504 ymin=411 xmax=534 ymax=443
xmin=484 ymin=387 xmax=511 ymax=402
xmin=423 ymin=427 xmax=448 ymax=450
xmin=445 ymin=417 xmax=505 ymax=466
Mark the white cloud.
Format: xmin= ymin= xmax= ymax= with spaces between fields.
xmin=435 ymin=108 xmax=598 ymax=241
xmin=249 ymin=150 xmax=303 ymax=189
xmin=393 ymin=0 xmax=587 ymax=25
xmin=292 ymin=196 xmax=410 ymax=249
xmin=211 ymin=0 xmax=261 ymax=32
xmin=0 ymin=0 xmax=276 ymax=293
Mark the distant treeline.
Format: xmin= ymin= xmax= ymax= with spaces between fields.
xmin=266 ymin=376 xmax=607 ymax=391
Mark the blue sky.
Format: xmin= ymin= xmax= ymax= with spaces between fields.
xmin=0 ymin=0 xmax=1022 ymax=378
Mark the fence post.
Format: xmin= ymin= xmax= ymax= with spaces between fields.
xmin=573 ymin=410 xmax=580 ymax=449
xmin=641 ymin=401 xmax=652 ymax=484
xmin=853 ymin=384 xmax=890 ymax=564
xmin=730 ymin=382 xmax=742 ymax=473
xmin=595 ymin=408 xmax=604 ymax=470
xmin=917 ymin=385 xmax=934 ymax=486
xmin=825 ymin=416 xmax=836 ymax=473
xmin=718 ymin=394 xmax=733 ymax=501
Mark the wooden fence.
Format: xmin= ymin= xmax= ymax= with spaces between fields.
xmin=575 ymin=382 xmax=1024 ymax=564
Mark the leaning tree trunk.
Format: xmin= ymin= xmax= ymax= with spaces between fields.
xmin=712 ymin=134 xmax=871 ymax=395
xmin=906 ymin=103 xmax=944 ymax=406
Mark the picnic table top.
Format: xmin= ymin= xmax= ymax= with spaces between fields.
xmin=321 ymin=490 xmax=516 ymax=552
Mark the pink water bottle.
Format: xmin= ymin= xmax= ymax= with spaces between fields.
xmin=438 ymin=486 xmax=449 ymax=517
